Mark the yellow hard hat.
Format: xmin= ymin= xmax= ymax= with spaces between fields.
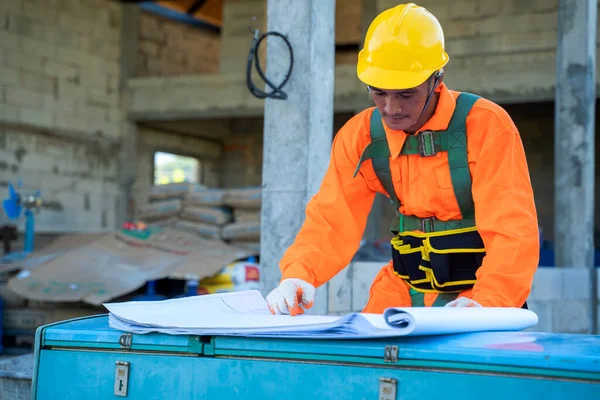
xmin=357 ymin=3 xmax=449 ymax=90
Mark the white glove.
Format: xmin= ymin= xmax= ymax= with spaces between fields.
xmin=266 ymin=278 xmax=315 ymax=316
xmin=445 ymin=297 xmax=482 ymax=308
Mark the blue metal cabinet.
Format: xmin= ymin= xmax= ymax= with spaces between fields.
xmin=32 ymin=315 xmax=600 ymax=399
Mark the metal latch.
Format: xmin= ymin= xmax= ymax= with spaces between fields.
xmin=379 ymin=377 xmax=397 ymax=400
xmin=114 ymin=361 xmax=130 ymax=397
xmin=384 ymin=345 xmax=398 ymax=363
xmin=119 ymin=333 xmax=132 ymax=349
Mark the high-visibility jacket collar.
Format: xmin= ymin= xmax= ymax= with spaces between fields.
xmin=385 ymin=82 xmax=457 ymax=160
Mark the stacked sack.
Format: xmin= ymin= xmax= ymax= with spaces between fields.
xmin=175 ymin=188 xmax=232 ymax=240
xmin=222 ymin=187 xmax=261 ymax=253
xmin=137 ymin=184 xmax=261 ymax=254
xmin=137 ymin=182 xmax=206 ymax=227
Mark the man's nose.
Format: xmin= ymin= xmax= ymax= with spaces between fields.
xmin=384 ymin=96 xmax=402 ymax=116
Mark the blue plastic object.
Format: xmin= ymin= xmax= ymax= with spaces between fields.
xmin=131 ymin=281 xmax=167 ymax=302
xmin=2 ymin=182 xmax=22 ymax=220
xmin=0 ymin=296 xmax=4 ymax=354
xmin=31 ymin=315 xmax=600 ymax=399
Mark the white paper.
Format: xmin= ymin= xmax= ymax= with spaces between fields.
xmin=103 ymin=290 xmax=538 ymax=339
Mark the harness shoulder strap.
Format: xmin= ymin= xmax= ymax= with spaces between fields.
xmin=446 ymin=92 xmax=479 ymax=220
xmin=354 ymin=108 xmax=401 ymax=210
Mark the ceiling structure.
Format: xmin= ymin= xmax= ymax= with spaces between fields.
xmin=116 ymin=0 xmax=223 ymax=31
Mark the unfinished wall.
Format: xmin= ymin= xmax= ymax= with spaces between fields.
xmin=0 ymin=0 xmax=124 ymax=233
xmin=136 ymin=10 xmax=220 ymax=77
xmin=135 ymin=127 xmax=222 ymax=211
xmin=221 ymin=118 xmax=263 ymax=189
xmin=377 ymin=0 xmax=600 ymax=99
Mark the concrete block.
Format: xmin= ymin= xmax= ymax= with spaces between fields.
xmin=0 ymin=67 xmax=19 ymax=86
xmin=477 ymin=0 xmax=504 ymax=18
xmin=139 ymin=40 xmax=159 ymax=57
xmin=86 ymin=86 xmax=119 ymax=108
xmin=56 ymin=46 xmax=89 ymax=67
xmin=524 ymin=300 xmax=553 ymax=332
xmin=78 ymin=102 xmax=108 ymax=120
xmin=0 ymin=31 xmax=23 ymax=52
xmin=562 ymin=268 xmax=591 ymax=300
xmin=449 ymin=0 xmax=479 ymax=19
xmin=552 ymin=300 xmax=590 ymax=334
xmin=351 ymin=262 xmax=383 ymax=312
xmin=444 ymin=19 xmax=479 ymax=38
xmin=139 ymin=13 xmax=165 ymax=43
xmin=7 ymin=13 xmax=35 ymax=37
xmin=54 ymin=113 xmax=88 ymax=132
xmin=479 ymin=14 xmax=530 ymax=36
xmin=6 ymin=87 xmax=43 ymax=108
xmin=328 ymin=264 xmax=353 ymax=313
xmin=527 ymin=268 xmax=562 ymax=301
xmin=52 ymin=26 xmax=82 ymax=49
xmin=101 ymin=43 xmax=120 ymax=61
xmin=0 ymin=0 xmax=23 ymax=13
xmin=19 ymin=107 xmax=54 ymax=127
xmin=529 ymin=11 xmax=558 ymax=33
xmin=20 ymin=36 xmax=57 ymax=59
xmin=57 ymin=80 xmax=86 ymax=99
xmin=19 ymin=70 xmax=56 ymax=95
xmin=3 ymin=51 xmax=45 ymax=74
xmin=22 ymin=1 xmax=61 ymax=23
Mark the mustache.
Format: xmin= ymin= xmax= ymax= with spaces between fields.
xmin=383 ymin=113 xmax=405 ymax=119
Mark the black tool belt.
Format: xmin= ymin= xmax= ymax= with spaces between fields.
xmin=390 ymin=227 xmax=486 ymax=293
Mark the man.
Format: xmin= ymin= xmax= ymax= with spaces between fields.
xmin=266 ymin=3 xmax=539 ymax=316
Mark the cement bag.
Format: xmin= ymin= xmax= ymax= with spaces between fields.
xmin=180 ymin=206 xmax=232 ymax=226
xmin=233 ymin=209 xmax=260 ymax=223
xmin=149 ymin=183 xmax=206 ymax=200
xmin=222 ymin=221 xmax=260 ymax=241
xmin=224 ymin=187 xmax=262 ymax=209
xmin=175 ymin=220 xmax=221 ymax=240
xmin=144 ymin=217 xmax=179 ymax=228
xmin=198 ymin=258 xmax=260 ymax=294
xmin=138 ymin=199 xmax=182 ymax=220
xmin=230 ymin=241 xmax=260 ymax=254
xmin=184 ymin=189 xmax=227 ymax=207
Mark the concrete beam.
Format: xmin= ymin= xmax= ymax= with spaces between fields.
xmin=554 ymin=0 xmax=597 ymax=334
xmin=126 ymin=58 xmax=600 ymax=124
xmin=0 ymin=122 xmax=120 ymax=150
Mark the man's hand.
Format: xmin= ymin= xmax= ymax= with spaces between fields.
xmin=445 ymin=297 xmax=482 ymax=308
xmin=266 ymin=278 xmax=315 ymax=316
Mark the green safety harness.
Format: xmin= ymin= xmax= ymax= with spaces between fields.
xmin=354 ymin=93 xmax=486 ymax=305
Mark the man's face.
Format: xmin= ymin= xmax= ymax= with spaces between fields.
xmin=368 ymin=78 xmax=434 ymax=131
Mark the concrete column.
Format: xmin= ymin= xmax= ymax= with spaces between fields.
xmin=118 ymin=5 xmax=141 ymax=225
xmin=554 ymin=0 xmax=597 ymax=333
xmin=260 ymin=0 xmax=336 ymax=315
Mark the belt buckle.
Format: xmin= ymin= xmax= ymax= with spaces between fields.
xmin=418 ymin=131 xmax=437 ymax=157
xmin=421 ymin=217 xmax=435 ymax=233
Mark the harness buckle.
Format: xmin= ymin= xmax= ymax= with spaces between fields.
xmin=421 ymin=217 xmax=435 ymax=233
xmin=418 ymin=131 xmax=437 ymax=157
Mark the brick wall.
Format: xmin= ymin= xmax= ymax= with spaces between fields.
xmin=219 ymin=113 xmax=355 ymax=189
xmin=221 ymin=118 xmax=263 ymax=189
xmin=0 ymin=0 xmax=123 ymax=233
xmin=136 ymin=11 xmax=221 ymax=77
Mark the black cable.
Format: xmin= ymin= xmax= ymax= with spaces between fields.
xmin=246 ymin=28 xmax=293 ymax=100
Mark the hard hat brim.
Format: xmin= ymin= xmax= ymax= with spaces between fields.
xmin=357 ymin=54 xmax=449 ymax=90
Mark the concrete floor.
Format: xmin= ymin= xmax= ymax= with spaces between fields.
xmin=0 ymin=353 xmax=33 ymax=400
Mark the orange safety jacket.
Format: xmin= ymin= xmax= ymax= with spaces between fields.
xmin=278 ymin=82 xmax=539 ymax=308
